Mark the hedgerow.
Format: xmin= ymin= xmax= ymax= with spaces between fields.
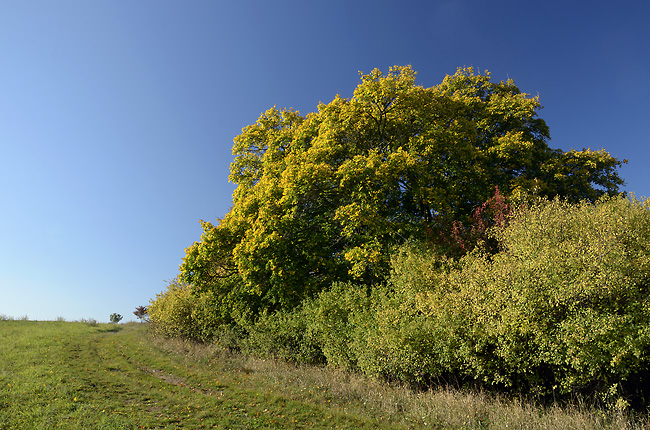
xmin=384 ymin=195 xmax=650 ymax=404
xmin=148 ymin=194 xmax=650 ymax=407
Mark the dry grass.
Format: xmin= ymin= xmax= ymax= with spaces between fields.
xmin=152 ymin=334 xmax=650 ymax=429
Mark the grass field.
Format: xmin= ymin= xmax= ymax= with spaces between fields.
xmin=1 ymin=320 xmax=648 ymax=429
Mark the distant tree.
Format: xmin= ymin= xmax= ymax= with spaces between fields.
xmin=133 ymin=306 xmax=148 ymax=322
xmin=109 ymin=313 xmax=123 ymax=324
xmin=180 ymin=66 xmax=626 ymax=319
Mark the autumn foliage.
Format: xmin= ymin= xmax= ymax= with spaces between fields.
xmin=147 ymin=67 xmax=647 ymax=406
xmin=178 ymin=66 xmax=625 ymax=317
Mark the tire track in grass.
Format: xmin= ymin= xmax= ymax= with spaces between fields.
xmin=1 ymin=322 xmax=408 ymax=429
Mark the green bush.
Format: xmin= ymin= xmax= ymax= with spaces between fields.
xmin=419 ymin=195 xmax=650 ymax=399
xmin=147 ymin=277 xmax=224 ymax=342
xmin=303 ymin=283 xmax=371 ymax=371
xmin=351 ymin=284 xmax=441 ymax=386
xmin=80 ymin=317 xmax=98 ymax=326
xmin=304 ymin=247 xmax=462 ymax=387
xmin=300 ymin=279 xmax=451 ymax=385
xmin=332 ymin=195 xmax=650 ymax=402
xmin=240 ymin=307 xmax=323 ymax=364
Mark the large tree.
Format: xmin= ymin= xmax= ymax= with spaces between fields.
xmin=180 ymin=66 xmax=625 ymax=318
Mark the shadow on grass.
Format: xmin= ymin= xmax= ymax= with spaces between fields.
xmin=95 ymin=324 xmax=124 ymax=333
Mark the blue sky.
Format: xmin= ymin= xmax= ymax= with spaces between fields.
xmin=1 ymin=1 xmax=648 ymax=322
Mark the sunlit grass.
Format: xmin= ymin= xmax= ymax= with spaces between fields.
xmin=0 ymin=321 xmax=392 ymax=429
xmin=147 ymin=329 xmax=650 ymax=430
xmin=1 ymin=320 xmax=648 ymax=429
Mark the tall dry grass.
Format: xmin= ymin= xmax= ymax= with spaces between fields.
xmin=151 ymin=334 xmax=650 ymax=430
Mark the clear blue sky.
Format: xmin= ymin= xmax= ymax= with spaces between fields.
xmin=1 ymin=1 xmax=649 ymax=322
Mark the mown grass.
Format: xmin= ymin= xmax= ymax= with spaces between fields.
xmin=1 ymin=320 xmax=648 ymax=429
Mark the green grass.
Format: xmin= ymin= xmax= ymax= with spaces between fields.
xmin=1 ymin=321 xmax=648 ymax=429
xmin=0 ymin=321 xmax=402 ymax=429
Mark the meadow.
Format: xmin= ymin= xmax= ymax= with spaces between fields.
xmin=1 ymin=319 xmax=648 ymax=429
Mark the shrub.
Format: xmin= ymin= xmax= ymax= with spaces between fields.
xmin=147 ymin=277 xmax=225 ymax=342
xmin=329 ymin=195 xmax=650 ymax=404
xmin=80 ymin=318 xmax=98 ymax=326
xmin=109 ymin=313 xmax=123 ymax=324
xmin=302 ymin=282 xmax=371 ymax=371
xmin=420 ymin=195 xmax=650 ymax=401
xmin=427 ymin=186 xmax=512 ymax=257
xmin=240 ymin=307 xmax=323 ymax=364
xmin=348 ymin=284 xmax=435 ymax=385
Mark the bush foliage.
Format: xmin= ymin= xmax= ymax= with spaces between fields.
xmin=416 ymin=196 xmax=650 ymax=398
xmin=147 ymin=278 xmax=225 ymax=342
xmin=151 ymin=194 xmax=650 ymax=405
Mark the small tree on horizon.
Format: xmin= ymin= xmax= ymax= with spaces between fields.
xmin=109 ymin=313 xmax=123 ymax=324
xmin=133 ymin=306 xmax=148 ymax=322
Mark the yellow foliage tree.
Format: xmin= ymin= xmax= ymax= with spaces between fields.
xmin=181 ymin=66 xmax=625 ymax=318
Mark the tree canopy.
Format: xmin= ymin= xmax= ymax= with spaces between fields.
xmin=180 ymin=66 xmax=625 ymax=319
